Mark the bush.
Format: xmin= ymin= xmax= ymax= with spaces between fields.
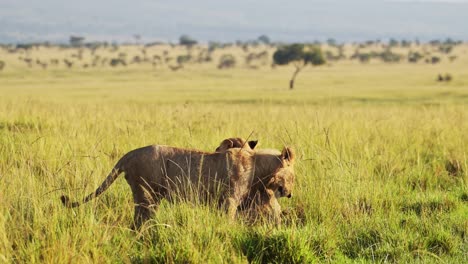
xmin=408 ymin=51 xmax=423 ymax=63
xmin=379 ymin=49 xmax=402 ymax=63
xmin=177 ymin=55 xmax=191 ymax=65
xmin=109 ymin=58 xmax=126 ymax=67
xmin=217 ymin=55 xmax=236 ymax=69
xmin=430 ymin=56 xmax=441 ymax=64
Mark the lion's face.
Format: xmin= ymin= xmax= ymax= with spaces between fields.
xmin=267 ymin=147 xmax=296 ymax=199
xmin=272 ymin=165 xmax=295 ymax=199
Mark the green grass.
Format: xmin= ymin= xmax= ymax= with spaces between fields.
xmin=0 ymin=45 xmax=467 ymax=263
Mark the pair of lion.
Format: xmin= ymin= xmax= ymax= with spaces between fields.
xmin=61 ymin=137 xmax=295 ymax=228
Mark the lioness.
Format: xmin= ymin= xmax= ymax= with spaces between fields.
xmin=215 ymin=138 xmax=292 ymax=220
xmin=61 ymin=143 xmax=295 ymax=228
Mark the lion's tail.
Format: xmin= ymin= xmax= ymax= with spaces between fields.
xmin=60 ymin=160 xmax=124 ymax=208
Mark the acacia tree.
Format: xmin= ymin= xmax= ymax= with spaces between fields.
xmin=69 ymin=36 xmax=85 ymax=47
xmin=179 ymin=35 xmax=197 ymax=47
xmin=273 ymin=44 xmax=325 ymax=89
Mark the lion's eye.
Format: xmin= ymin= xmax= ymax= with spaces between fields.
xmin=278 ymin=186 xmax=284 ymax=194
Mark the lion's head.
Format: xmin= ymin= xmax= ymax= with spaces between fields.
xmin=254 ymin=147 xmax=296 ymax=199
xmin=215 ymin=137 xmax=258 ymax=152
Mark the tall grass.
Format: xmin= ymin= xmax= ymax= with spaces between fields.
xmin=0 ymin=45 xmax=467 ymax=263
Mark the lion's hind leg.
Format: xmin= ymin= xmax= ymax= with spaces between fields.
xmin=132 ymin=203 xmax=153 ymax=229
xmin=129 ymin=182 xmax=162 ymax=230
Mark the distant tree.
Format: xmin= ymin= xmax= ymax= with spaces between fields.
xmin=16 ymin=44 xmax=34 ymax=50
xmin=401 ymin=39 xmax=411 ymax=47
xmin=430 ymin=56 xmax=440 ymax=64
xmin=69 ymin=36 xmax=85 ymax=47
xmin=445 ymin=38 xmax=462 ymax=45
xmin=218 ymin=54 xmax=236 ymax=69
xmin=327 ymin=38 xmax=337 ymax=46
xmin=389 ymin=38 xmax=399 ymax=47
xmin=355 ymin=53 xmax=371 ymax=63
xmin=439 ymin=45 xmax=453 ymax=54
xmin=145 ymin=41 xmax=165 ymax=47
xmin=132 ymin=56 xmax=142 ymax=64
xmin=379 ymin=49 xmax=402 ymax=63
xmin=109 ymin=58 xmax=126 ymax=67
xmin=179 ymin=35 xmax=197 ymax=47
xmin=273 ymin=44 xmax=325 ymax=89
xmin=177 ymin=54 xmax=191 ymax=65
xmin=429 ymin=39 xmax=441 ymax=46
xmin=408 ymin=51 xmax=423 ymax=63
xmin=208 ymin=42 xmax=222 ymax=52
xmin=196 ymin=50 xmax=212 ymax=63
xmin=245 ymin=51 xmax=269 ymax=66
xmin=258 ymin=35 xmax=271 ymax=45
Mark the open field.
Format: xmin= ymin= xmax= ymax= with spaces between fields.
xmin=0 ymin=44 xmax=467 ymax=263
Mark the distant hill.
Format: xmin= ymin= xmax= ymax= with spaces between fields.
xmin=1 ymin=0 xmax=468 ymax=43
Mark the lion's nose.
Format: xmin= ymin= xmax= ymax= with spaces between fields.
xmin=287 ymin=193 xmax=292 ymax=198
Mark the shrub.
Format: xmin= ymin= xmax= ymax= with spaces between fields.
xmin=109 ymin=58 xmax=126 ymax=67
xmin=408 ymin=51 xmax=423 ymax=63
xmin=177 ymin=55 xmax=191 ymax=65
xmin=217 ymin=55 xmax=236 ymax=69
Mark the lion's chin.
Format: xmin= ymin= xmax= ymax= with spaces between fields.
xmin=274 ymin=189 xmax=282 ymax=198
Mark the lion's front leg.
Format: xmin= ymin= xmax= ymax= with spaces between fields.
xmin=261 ymin=189 xmax=282 ymax=226
xmin=224 ymin=197 xmax=241 ymax=221
xmin=269 ymin=195 xmax=282 ymax=226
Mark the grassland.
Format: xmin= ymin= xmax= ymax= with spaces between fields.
xmin=0 ymin=44 xmax=467 ymax=263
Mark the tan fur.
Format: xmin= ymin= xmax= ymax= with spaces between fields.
xmin=61 ymin=143 xmax=295 ymax=228
xmin=239 ymin=148 xmax=295 ymax=224
xmin=215 ymin=137 xmax=258 ymax=152
xmin=215 ymin=141 xmax=295 ymax=224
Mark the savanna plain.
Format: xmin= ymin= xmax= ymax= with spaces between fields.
xmin=0 ymin=43 xmax=467 ymax=263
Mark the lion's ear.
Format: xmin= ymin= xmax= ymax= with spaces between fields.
xmin=281 ymin=147 xmax=295 ymax=162
xmin=248 ymin=140 xmax=258 ymax=150
xmin=216 ymin=139 xmax=234 ymax=152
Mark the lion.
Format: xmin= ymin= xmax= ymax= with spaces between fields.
xmin=215 ymin=139 xmax=295 ymax=221
xmin=61 ymin=143 xmax=295 ymax=228
xmin=216 ymin=142 xmax=293 ymax=224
